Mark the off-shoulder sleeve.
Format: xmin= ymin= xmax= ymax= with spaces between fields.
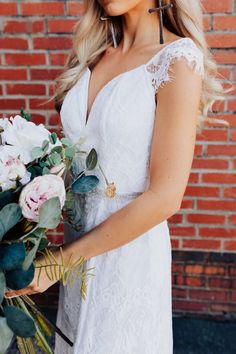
xmin=146 ymin=38 xmax=204 ymax=93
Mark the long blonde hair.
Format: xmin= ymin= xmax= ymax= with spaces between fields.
xmin=54 ymin=0 xmax=232 ymax=133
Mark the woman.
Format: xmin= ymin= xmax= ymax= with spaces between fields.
xmin=5 ymin=0 xmax=228 ymax=353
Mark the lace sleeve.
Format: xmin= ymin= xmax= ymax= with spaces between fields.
xmin=146 ymin=38 xmax=204 ymax=94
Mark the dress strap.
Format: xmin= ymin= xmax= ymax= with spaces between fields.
xmin=145 ymin=37 xmax=204 ymax=93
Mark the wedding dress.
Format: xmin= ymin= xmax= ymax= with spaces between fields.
xmin=54 ymin=37 xmax=204 ymax=354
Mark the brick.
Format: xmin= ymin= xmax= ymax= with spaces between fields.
xmin=30 ymin=69 xmax=62 ymax=81
xmin=207 ymin=34 xmax=236 ymax=48
xmin=207 ymin=144 xmax=236 ymax=156
xmin=202 ymin=173 xmax=236 ymax=184
xmin=200 ymin=228 xmax=236 ymax=238
xmin=202 ymin=0 xmax=233 ymax=13
xmin=29 ymin=98 xmax=55 ymax=110
xmin=0 ymin=69 xmax=27 ymax=80
xmin=198 ymin=200 xmax=236 ymax=211
xmin=197 ymin=129 xmax=228 ymax=141
xmin=214 ymin=16 xmax=236 ymax=30
xmin=21 ymin=2 xmax=64 ymax=16
xmin=185 ymin=265 xmax=204 ymax=274
xmin=189 ymin=290 xmax=227 ymax=301
xmin=224 ymin=187 xmax=236 ymax=198
xmin=170 ymin=227 xmax=196 ymax=237
xmin=173 ymin=300 xmax=208 ymax=311
xmin=224 ymin=241 xmax=236 ymax=251
xmin=0 ymin=99 xmax=26 ymax=110
xmin=0 ymin=3 xmax=17 ymax=16
xmin=5 ymin=53 xmax=46 ymax=66
xmin=4 ymin=20 xmax=44 ymax=33
xmin=48 ymin=19 xmax=77 ymax=33
xmin=185 ymin=186 xmax=220 ymax=197
xmin=6 ymin=84 xmax=46 ymax=96
xmin=187 ymin=214 xmax=225 ymax=224
xmin=0 ymin=38 xmax=28 ymax=50
xmin=192 ymin=158 xmax=228 ymax=170
xmin=209 ymin=278 xmax=232 ymax=289
xmin=183 ymin=239 xmax=221 ymax=250
xmin=33 ymin=37 xmax=72 ymax=50
xmin=50 ymin=53 xmax=68 ymax=66
xmin=67 ymin=2 xmax=85 ymax=16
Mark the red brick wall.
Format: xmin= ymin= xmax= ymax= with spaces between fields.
xmin=1 ymin=1 xmax=236 ymax=318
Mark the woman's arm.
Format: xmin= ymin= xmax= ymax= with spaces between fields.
xmin=63 ymin=58 xmax=203 ymax=262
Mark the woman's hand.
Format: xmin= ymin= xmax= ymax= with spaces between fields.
xmin=4 ymin=250 xmax=61 ymax=298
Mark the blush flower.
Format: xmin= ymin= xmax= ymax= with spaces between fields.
xmin=19 ymin=174 xmax=66 ymax=222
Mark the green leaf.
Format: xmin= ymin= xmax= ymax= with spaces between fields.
xmin=4 ymin=305 xmax=36 ymax=338
xmin=0 ymin=203 xmax=22 ymax=241
xmin=71 ymin=175 xmax=99 ymax=194
xmin=0 ymin=271 xmax=6 ymax=304
xmin=48 ymin=152 xmax=61 ymax=166
xmin=0 ymin=317 xmax=14 ymax=354
xmin=65 ymin=146 xmax=75 ymax=158
xmin=38 ymin=237 xmax=50 ymax=251
xmin=27 ymin=165 xmax=43 ymax=178
xmin=50 ymin=146 xmax=63 ymax=154
xmin=6 ymin=263 xmax=35 ymax=290
xmin=61 ymin=137 xmax=73 ymax=147
xmin=49 ymin=132 xmax=57 ymax=144
xmin=31 ymin=147 xmax=44 ymax=160
xmin=42 ymin=139 xmax=49 ymax=152
xmin=42 ymin=166 xmax=51 ymax=175
xmin=0 ymin=243 xmax=26 ymax=271
xmin=22 ymin=229 xmax=44 ymax=271
xmin=86 ymin=148 xmax=98 ymax=170
xmin=0 ymin=190 xmax=16 ymax=210
xmin=38 ymin=197 xmax=61 ymax=229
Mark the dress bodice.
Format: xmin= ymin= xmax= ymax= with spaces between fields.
xmin=60 ymin=37 xmax=204 ymax=195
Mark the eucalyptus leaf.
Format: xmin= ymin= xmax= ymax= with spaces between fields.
xmin=49 ymin=152 xmax=61 ymax=166
xmin=6 ymin=263 xmax=35 ymax=290
xmin=0 ymin=191 xmax=16 ymax=210
xmin=42 ymin=139 xmax=49 ymax=152
xmin=4 ymin=305 xmax=36 ymax=338
xmin=65 ymin=146 xmax=75 ymax=158
xmin=31 ymin=147 xmax=44 ymax=160
xmin=42 ymin=166 xmax=51 ymax=175
xmin=22 ymin=229 xmax=45 ymax=271
xmin=71 ymin=175 xmax=99 ymax=194
xmin=49 ymin=132 xmax=57 ymax=144
xmin=86 ymin=148 xmax=98 ymax=170
xmin=0 ymin=203 xmax=22 ymax=241
xmin=27 ymin=165 xmax=43 ymax=178
xmin=0 ymin=243 xmax=26 ymax=271
xmin=61 ymin=137 xmax=73 ymax=147
xmin=38 ymin=197 xmax=61 ymax=229
xmin=0 ymin=317 xmax=14 ymax=354
xmin=0 ymin=271 xmax=6 ymax=304
xmin=50 ymin=146 xmax=63 ymax=154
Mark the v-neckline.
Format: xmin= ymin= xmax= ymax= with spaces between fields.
xmin=83 ymin=37 xmax=190 ymax=127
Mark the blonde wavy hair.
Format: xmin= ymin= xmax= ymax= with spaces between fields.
xmin=54 ymin=0 xmax=233 ymax=133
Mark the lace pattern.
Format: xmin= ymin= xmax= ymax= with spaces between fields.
xmin=146 ymin=37 xmax=204 ymax=93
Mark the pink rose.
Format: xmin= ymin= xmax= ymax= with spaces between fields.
xmin=19 ymin=174 xmax=66 ymax=222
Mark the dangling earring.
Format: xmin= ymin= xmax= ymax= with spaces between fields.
xmin=100 ymin=14 xmax=118 ymax=48
xmin=148 ymin=0 xmax=173 ymax=44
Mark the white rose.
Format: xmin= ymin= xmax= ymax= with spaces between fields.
xmin=0 ymin=153 xmax=31 ymax=191
xmin=19 ymin=174 xmax=66 ymax=222
xmin=0 ymin=115 xmax=61 ymax=164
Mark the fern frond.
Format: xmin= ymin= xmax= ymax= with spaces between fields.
xmin=16 ymin=337 xmax=36 ymax=354
xmin=35 ymin=247 xmax=95 ymax=298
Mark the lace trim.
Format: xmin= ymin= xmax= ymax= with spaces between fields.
xmin=146 ymin=38 xmax=204 ymax=93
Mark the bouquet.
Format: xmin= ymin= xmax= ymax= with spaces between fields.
xmin=0 ymin=110 xmax=115 ymax=353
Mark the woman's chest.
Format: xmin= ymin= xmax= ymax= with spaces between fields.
xmin=60 ymin=67 xmax=157 ymax=148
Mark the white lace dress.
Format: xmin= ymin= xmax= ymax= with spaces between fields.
xmin=54 ymin=37 xmax=204 ymax=354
